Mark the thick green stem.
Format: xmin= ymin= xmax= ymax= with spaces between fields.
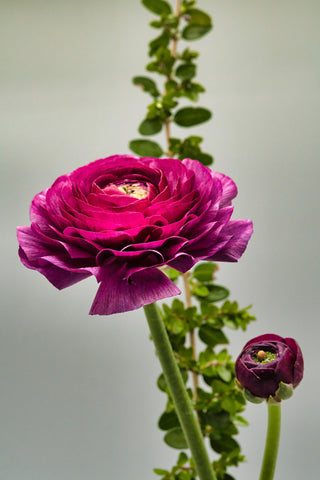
xmin=143 ymin=302 xmax=216 ymax=480
xmin=259 ymin=403 xmax=281 ymax=480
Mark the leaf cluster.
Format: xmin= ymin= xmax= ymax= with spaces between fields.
xmin=129 ymin=0 xmax=213 ymax=162
xmin=156 ymin=263 xmax=255 ymax=479
xmin=130 ymin=2 xmax=256 ymax=479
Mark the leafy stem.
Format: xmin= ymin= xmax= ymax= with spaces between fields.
xmin=183 ymin=272 xmax=199 ymax=402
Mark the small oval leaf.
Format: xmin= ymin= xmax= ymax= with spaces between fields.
xmin=199 ymin=324 xmax=229 ymax=347
xmin=210 ymin=434 xmax=240 ymax=454
xmin=142 ymin=0 xmax=172 ymax=15
xmin=187 ymin=9 xmax=212 ymax=26
xmin=164 ymin=427 xmax=188 ymax=449
xmin=158 ymin=410 xmax=180 ymax=431
xmin=197 ymin=152 xmax=214 ymax=166
xmin=182 ymin=9 xmax=213 ymax=41
xmin=132 ymin=76 xmax=160 ymax=97
xmin=129 ymin=139 xmax=163 ymax=157
xmin=182 ymin=24 xmax=212 ymax=40
xmin=205 ymin=285 xmax=229 ymax=302
xmin=174 ymin=107 xmax=212 ymax=127
xmin=138 ymin=118 xmax=163 ymax=135
xmin=193 ymin=263 xmax=215 ymax=282
xmin=175 ymin=63 xmax=196 ymax=80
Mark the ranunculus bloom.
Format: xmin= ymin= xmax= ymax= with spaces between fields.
xmin=235 ymin=334 xmax=304 ymax=399
xmin=17 ymin=155 xmax=253 ymax=315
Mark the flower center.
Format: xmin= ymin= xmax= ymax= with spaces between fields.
xmin=254 ymin=350 xmax=277 ymax=364
xmin=115 ymin=181 xmax=149 ymax=199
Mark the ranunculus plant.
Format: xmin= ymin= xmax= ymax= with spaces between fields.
xmin=16 ymin=2 xmax=304 ymax=480
xmin=17 ymin=155 xmax=252 ymax=316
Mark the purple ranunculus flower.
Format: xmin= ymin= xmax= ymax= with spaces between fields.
xmin=17 ymin=155 xmax=253 ymax=315
xmin=235 ymin=334 xmax=304 ymax=400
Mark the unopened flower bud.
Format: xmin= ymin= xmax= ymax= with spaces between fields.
xmin=235 ymin=334 xmax=304 ymax=402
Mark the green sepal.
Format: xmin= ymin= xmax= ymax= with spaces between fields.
xmin=243 ymin=388 xmax=265 ymax=404
xmin=129 ymin=139 xmax=163 ymax=157
xmin=275 ymin=381 xmax=294 ymax=401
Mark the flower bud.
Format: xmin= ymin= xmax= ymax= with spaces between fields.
xmin=235 ymin=334 xmax=303 ymax=402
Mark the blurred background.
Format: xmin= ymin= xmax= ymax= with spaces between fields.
xmin=1 ymin=0 xmax=319 ymax=478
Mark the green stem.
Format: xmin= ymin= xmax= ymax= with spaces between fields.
xmin=143 ymin=302 xmax=216 ymax=480
xmin=259 ymin=403 xmax=281 ymax=480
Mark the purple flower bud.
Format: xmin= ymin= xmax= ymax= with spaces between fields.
xmin=235 ymin=334 xmax=304 ymax=400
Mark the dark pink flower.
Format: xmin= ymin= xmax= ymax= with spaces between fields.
xmin=17 ymin=155 xmax=253 ymax=315
xmin=235 ymin=334 xmax=304 ymax=399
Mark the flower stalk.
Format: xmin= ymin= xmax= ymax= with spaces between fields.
xmin=259 ymin=403 xmax=281 ymax=480
xmin=143 ymin=302 xmax=217 ymax=480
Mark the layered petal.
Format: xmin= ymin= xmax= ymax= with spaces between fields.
xmin=235 ymin=334 xmax=304 ymax=399
xmin=17 ymin=155 xmax=253 ymax=315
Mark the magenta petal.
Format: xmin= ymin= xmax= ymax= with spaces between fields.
xmin=89 ymin=265 xmax=181 ymax=315
xmin=167 ymin=253 xmax=196 ymax=273
xmin=208 ymin=220 xmax=253 ymax=262
xmin=18 ymin=155 xmax=254 ymax=315
xmin=19 ymin=247 xmax=92 ymax=289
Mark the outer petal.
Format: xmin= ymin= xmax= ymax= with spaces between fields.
xmin=89 ymin=263 xmax=181 ymax=315
xmin=18 ymin=246 xmax=92 ymax=289
xmin=208 ymin=220 xmax=253 ymax=262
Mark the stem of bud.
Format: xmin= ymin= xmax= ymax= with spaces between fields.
xmin=259 ymin=403 xmax=281 ymax=480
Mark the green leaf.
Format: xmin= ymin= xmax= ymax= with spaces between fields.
xmin=149 ymin=30 xmax=170 ymax=56
xmin=205 ymin=285 xmax=230 ymax=303
xmin=129 ymin=139 xmax=163 ymax=157
xmin=197 ymin=152 xmax=214 ymax=166
xmin=216 ymin=364 xmax=232 ymax=383
xmin=132 ymin=76 xmax=159 ymax=97
xmin=157 ymin=373 xmax=167 ymax=392
xmin=153 ymin=468 xmax=169 ymax=476
xmin=163 ymin=267 xmax=181 ymax=281
xmin=182 ymin=9 xmax=213 ymax=41
xmin=183 ymin=24 xmax=212 ymax=41
xmin=177 ymin=451 xmax=189 ymax=466
xmin=204 ymin=410 xmax=231 ymax=431
xmin=234 ymin=415 xmax=249 ymax=427
xmin=193 ymin=285 xmax=209 ymax=297
xmin=142 ymin=0 xmax=172 ymax=15
xmin=158 ymin=410 xmax=180 ymax=431
xmin=199 ymin=324 xmax=229 ymax=347
xmin=164 ymin=427 xmax=188 ymax=449
xmin=210 ymin=434 xmax=240 ymax=454
xmin=175 ymin=63 xmax=196 ymax=80
xmin=193 ymin=263 xmax=216 ymax=282
xmin=138 ymin=118 xmax=162 ymax=135
xmin=174 ymin=107 xmax=212 ymax=127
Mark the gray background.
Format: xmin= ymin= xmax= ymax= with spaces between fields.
xmin=1 ymin=0 xmax=319 ymax=479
